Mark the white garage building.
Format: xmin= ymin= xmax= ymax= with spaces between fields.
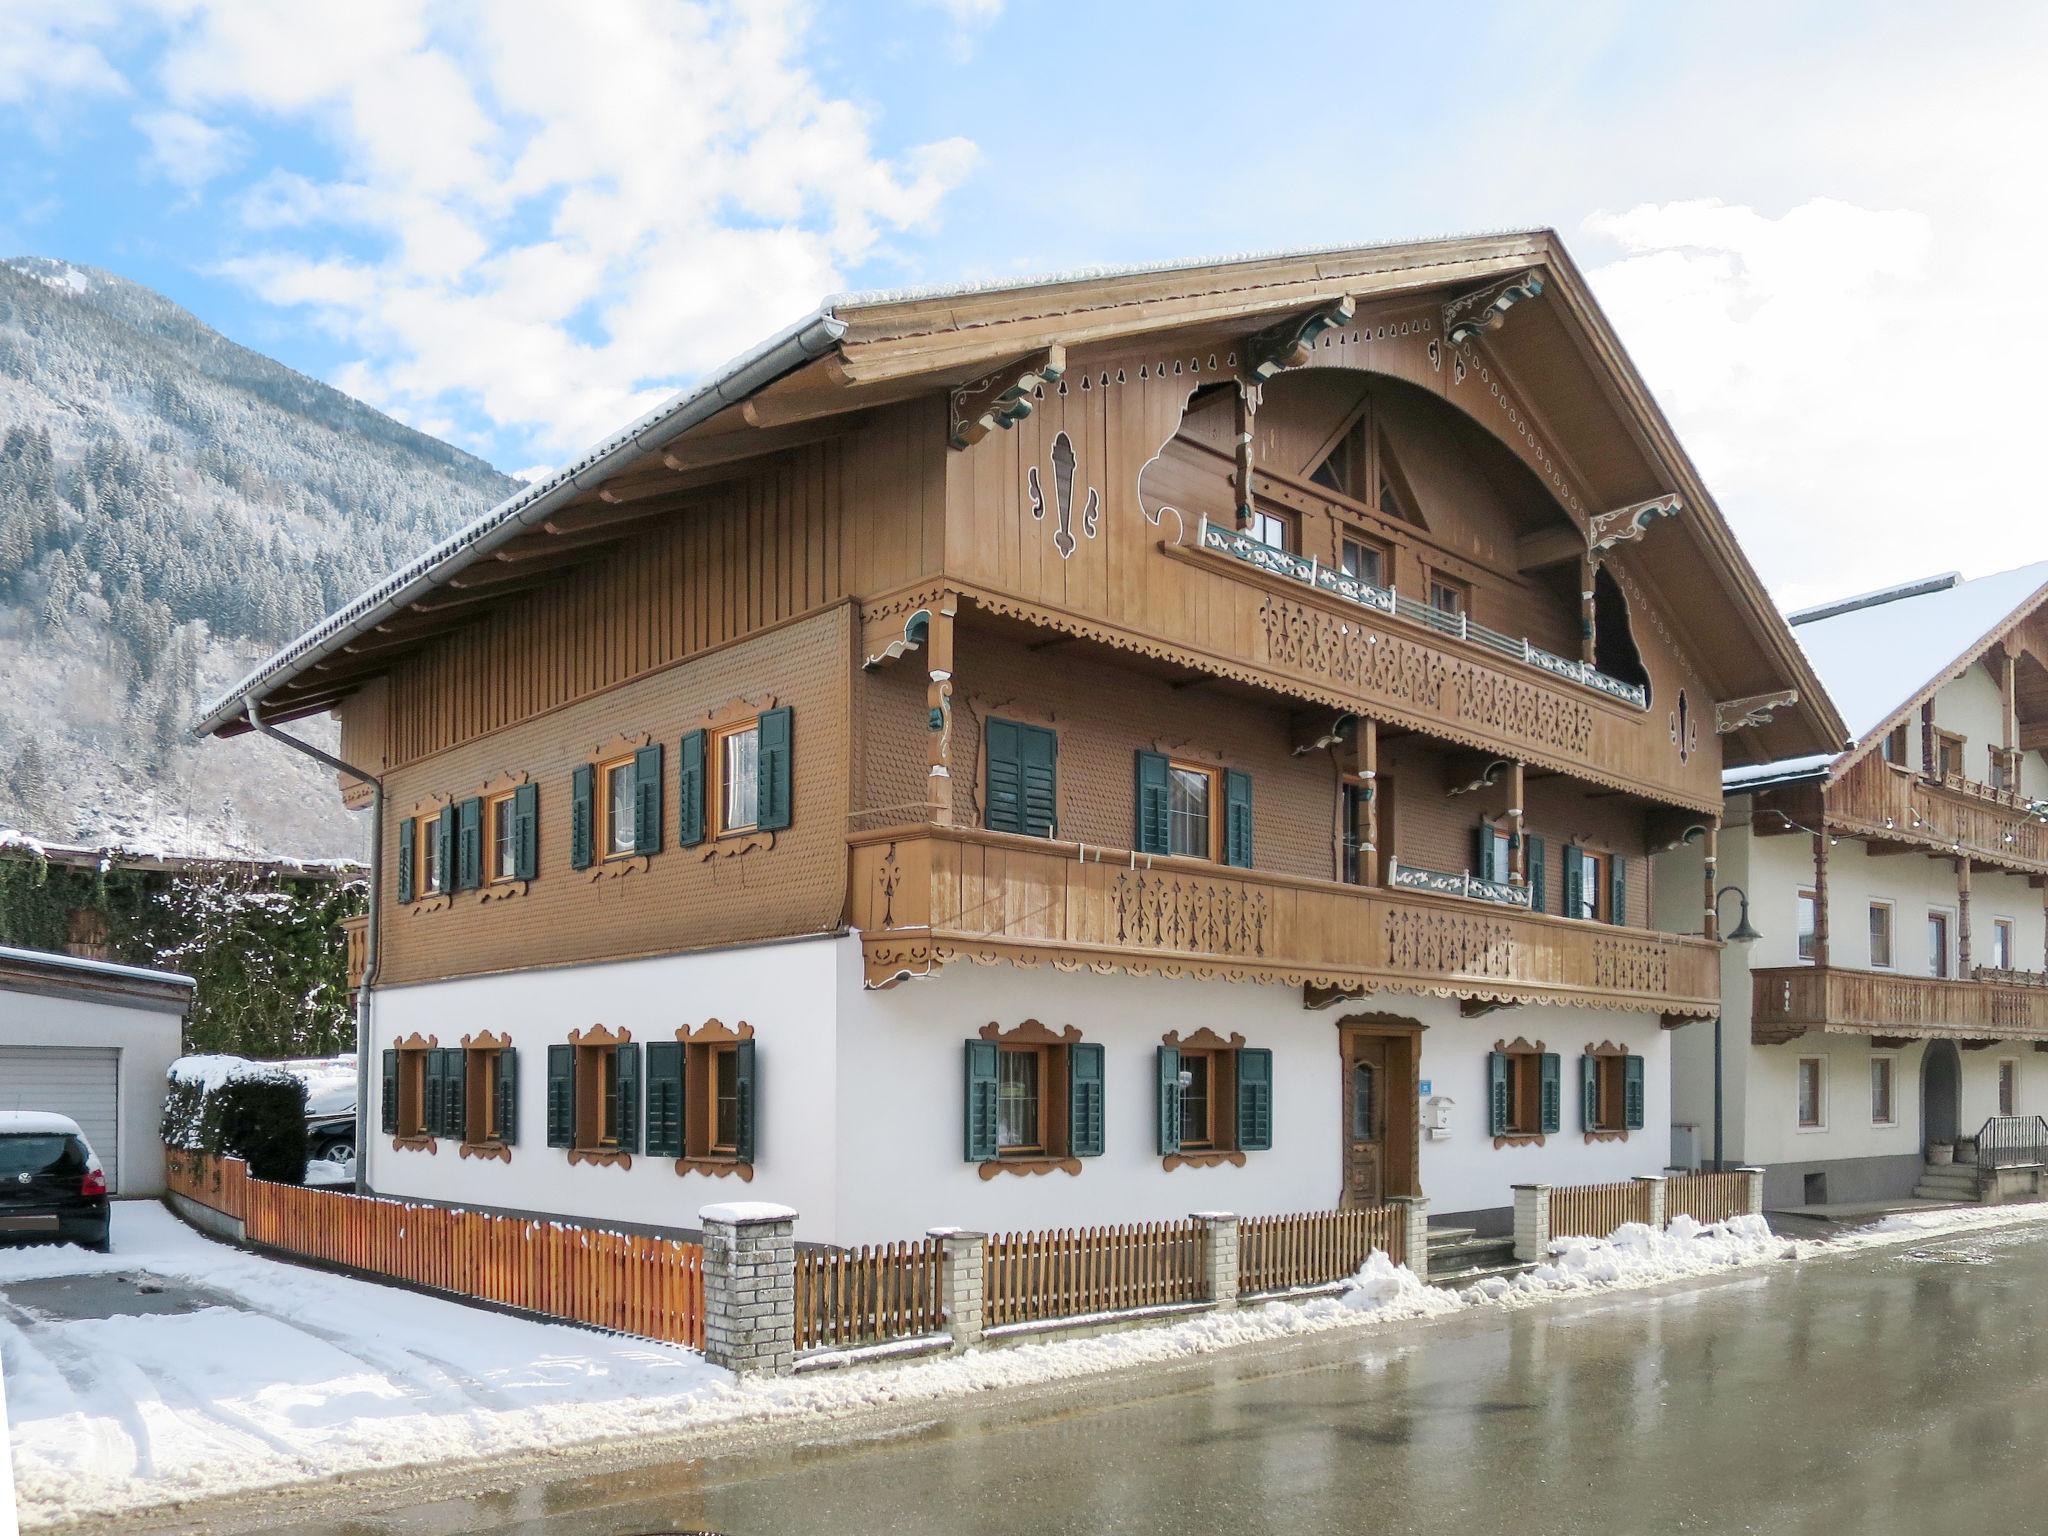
xmin=0 ymin=945 xmax=192 ymax=1196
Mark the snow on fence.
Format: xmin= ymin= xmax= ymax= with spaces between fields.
xmin=1548 ymin=1178 xmax=1654 ymax=1241
xmin=983 ymin=1219 xmax=1204 ymax=1327
xmin=792 ymin=1237 xmax=947 ymax=1352
xmin=1663 ymin=1171 xmax=1751 ymax=1225
xmin=1237 ymin=1205 xmax=1406 ymax=1295
xmin=167 ymin=1152 xmax=705 ymax=1349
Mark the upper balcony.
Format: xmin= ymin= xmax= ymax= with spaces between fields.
xmin=849 ymin=822 xmax=1719 ymax=1019
xmin=1752 ymin=963 xmax=2048 ymax=1045
xmin=1827 ymin=754 xmax=2048 ymax=873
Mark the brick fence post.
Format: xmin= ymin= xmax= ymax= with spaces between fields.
xmin=700 ymin=1202 xmax=796 ymax=1377
xmin=1389 ymin=1195 xmax=1430 ymax=1280
xmin=931 ymin=1227 xmax=985 ymax=1352
xmin=1739 ymin=1166 xmax=1766 ymax=1217
xmin=1512 ymin=1183 xmax=1551 ymax=1263
xmin=1192 ymin=1212 xmax=1240 ymax=1309
xmin=1634 ymin=1175 xmax=1667 ymax=1229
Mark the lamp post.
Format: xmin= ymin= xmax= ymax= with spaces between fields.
xmin=1710 ymin=884 xmax=1761 ymax=1171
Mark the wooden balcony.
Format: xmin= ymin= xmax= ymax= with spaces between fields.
xmin=849 ymin=823 xmax=1719 ymax=1018
xmin=341 ymin=912 xmax=369 ymax=993
xmin=1752 ymin=964 xmax=2048 ymax=1044
xmin=1828 ymin=754 xmax=2048 ymax=872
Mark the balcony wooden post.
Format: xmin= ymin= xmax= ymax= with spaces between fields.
xmin=1233 ymin=383 xmax=1257 ymax=531
xmin=1921 ymin=699 xmax=1937 ymax=780
xmin=1509 ymin=760 xmax=1527 ymax=885
xmin=1702 ymin=818 xmax=1720 ymax=942
xmin=1361 ymin=717 xmax=1381 ymax=887
xmin=1811 ymin=831 xmax=1830 ymax=968
xmin=1579 ymin=552 xmax=1598 ymax=665
xmin=926 ymin=597 xmax=957 ymax=826
xmin=1958 ymin=855 xmax=1973 ymax=974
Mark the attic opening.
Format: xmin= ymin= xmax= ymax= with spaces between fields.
xmin=1593 ymin=564 xmax=1650 ymax=701
xmin=1306 ymin=406 xmax=1427 ymax=529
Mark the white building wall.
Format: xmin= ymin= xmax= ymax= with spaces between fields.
xmin=0 ymin=988 xmax=183 ymax=1197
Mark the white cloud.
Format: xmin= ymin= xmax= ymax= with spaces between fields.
xmin=135 ymin=108 xmax=243 ymax=188
xmin=0 ymin=3 xmax=127 ymax=106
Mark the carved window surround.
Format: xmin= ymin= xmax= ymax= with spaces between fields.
xmin=1582 ymin=1039 xmax=1630 ymax=1145
xmin=1162 ymin=1026 xmax=1248 ymax=1170
xmin=977 ymin=1018 xmax=1085 ymax=1178
xmin=457 ymin=1029 xmax=515 ymax=1162
xmin=1493 ymin=1035 xmax=1547 ymax=1149
xmin=692 ymin=694 xmax=779 ymax=860
xmin=568 ymin=1023 xmax=633 ymax=1168
xmin=589 ymin=729 xmax=653 ymax=881
xmin=476 ymin=771 xmax=533 ymax=904
xmin=404 ymin=794 xmax=453 ymax=914
xmin=674 ymin=1018 xmax=755 ymax=1179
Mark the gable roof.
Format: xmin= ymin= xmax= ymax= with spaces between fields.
xmin=1726 ymin=560 xmax=2048 ymax=789
xmin=195 ymin=229 xmax=1844 ymax=766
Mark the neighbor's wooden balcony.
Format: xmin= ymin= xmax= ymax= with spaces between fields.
xmin=1752 ymin=964 xmax=2048 ymax=1044
xmin=341 ymin=912 xmax=369 ymax=992
xmin=1829 ymin=754 xmax=2048 ymax=872
xmin=849 ymin=823 xmax=1719 ymax=1017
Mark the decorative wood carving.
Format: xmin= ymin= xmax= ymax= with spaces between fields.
xmin=1588 ymin=493 xmax=1683 ymax=553
xmin=1240 ymin=297 xmax=1357 ymax=382
xmin=390 ymin=1135 xmax=437 ymax=1154
xmin=568 ymin=1023 xmax=632 ymax=1046
xmin=1162 ymin=1026 xmax=1246 ymax=1051
xmin=590 ymin=728 xmax=654 ymax=762
xmin=1585 ymin=1040 xmax=1628 ymax=1057
xmin=588 ymin=854 xmax=650 ymax=883
xmin=1304 ymin=982 xmax=1367 ymax=1010
xmin=1163 ymin=1150 xmax=1247 ymax=1171
xmin=950 ymin=346 xmax=1066 ymax=449
xmin=1113 ymin=870 xmax=1270 ymax=958
xmin=460 ymin=1030 xmax=513 ymax=1051
xmin=977 ymin=1018 xmax=1083 ymax=1046
xmin=1716 ymin=690 xmax=1800 ymax=734
xmin=978 ymin=1156 xmax=1082 ymax=1181
xmin=675 ymin=1158 xmax=755 ymax=1181
xmin=1459 ymin=998 xmax=1513 ymax=1018
xmin=1494 ymin=1036 xmax=1546 ymax=1055
xmin=395 ymin=1032 xmax=437 ymax=1051
xmin=567 ymin=1149 xmax=632 ymax=1169
xmin=1026 ymin=430 xmax=1101 ymax=559
xmin=1443 ymin=271 xmax=1545 ymax=346
xmin=676 ymin=1018 xmax=756 ymax=1043
xmin=458 ymin=1142 xmax=512 ymax=1163
xmin=690 ymin=694 xmax=777 ymax=733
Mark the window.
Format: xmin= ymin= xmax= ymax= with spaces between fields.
xmin=1933 ymin=728 xmax=1966 ymax=781
xmin=2000 ymin=1059 xmax=2020 ymax=1117
xmin=1796 ymin=1057 xmax=1825 ymax=1129
xmin=1880 ymin=724 xmax=1910 ymax=767
xmin=645 ymin=1026 xmax=757 ymax=1165
xmin=383 ymin=1043 xmax=431 ymax=1139
xmin=1869 ymin=902 xmax=1894 ymax=969
xmin=716 ymin=722 xmax=760 ymax=835
xmin=711 ymin=1045 xmax=741 ymax=1153
xmin=1796 ymin=888 xmax=1818 ymax=962
xmin=1993 ymin=918 xmax=2015 ymax=972
xmin=963 ymin=1026 xmax=1104 ymax=1165
xmin=1475 ymin=819 xmax=1514 ymax=884
xmin=1340 ymin=530 xmax=1388 ymax=587
xmin=1488 ymin=1041 xmax=1560 ymax=1142
xmin=457 ymin=1040 xmax=517 ymax=1147
xmin=1427 ymin=575 xmax=1468 ymax=623
xmin=594 ymin=1048 xmax=619 ymax=1145
xmin=1342 ymin=781 xmax=1372 ymax=885
xmin=545 ymin=1031 xmax=640 ymax=1158
xmin=489 ymin=792 xmax=517 ymax=882
xmin=601 ymin=756 xmax=637 ymax=858
xmin=1167 ymin=761 xmax=1217 ymax=860
xmin=983 ymin=718 xmax=1058 ymax=839
xmin=1928 ymin=911 xmax=1952 ymax=978
xmin=1568 ymin=847 xmax=1609 ymax=922
xmin=1991 ymin=746 xmax=2021 ymax=793
xmin=1871 ymin=1056 xmax=1895 ymax=1125
xmin=1158 ymin=1033 xmax=1270 ymax=1160
xmin=418 ymin=816 xmax=445 ymax=895
xmin=997 ymin=1044 xmax=1044 ymax=1153
xmin=1580 ymin=1048 xmax=1645 ymax=1137
xmin=1137 ymin=751 xmax=1251 ymax=866
xmin=1246 ymin=508 xmax=1293 ymax=551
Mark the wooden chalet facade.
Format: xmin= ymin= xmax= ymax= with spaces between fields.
xmin=203 ymin=233 xmax=1839 ymax=1244
xmin=1660 ymin=563 xmax=2048 ymax=1207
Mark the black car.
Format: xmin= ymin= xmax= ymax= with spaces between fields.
xmin=0 ymin=1113 xmax=111 ymax=1251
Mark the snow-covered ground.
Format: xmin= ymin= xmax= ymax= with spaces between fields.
xmin=4 ymin=1199 xmax=2046 ymax=1530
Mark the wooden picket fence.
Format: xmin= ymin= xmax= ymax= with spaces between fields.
xmin=793 ymin=1237 xmax=947 ymax=1352
xmin=1237 ymin=1204 xmax=1405 ymax=1295
xmin=165 ymin=1151 xmax=704 ymax=1349
xmin=1664 ymin=1171 xmax=1751 ymax=1225
xmin=983 ymin=1220 xmax=1204 ymax=1327
xmin=1548 ymin=1178 xmax=1654 ymax=1241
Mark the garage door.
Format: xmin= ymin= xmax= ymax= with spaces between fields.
xmin=0 ymin=1047 xmax=121 ymax=1192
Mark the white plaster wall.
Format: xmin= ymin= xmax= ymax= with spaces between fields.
xmin=1656 ymin=819 xmax=1749 ymax=1163
xmin=1745 ymin=1037 xmax=1925 ymax=1167
xmin=365 ymin=937 xmax=841 ymax=1242
xmin=0 ymin=989 xmax=184 ymax=1196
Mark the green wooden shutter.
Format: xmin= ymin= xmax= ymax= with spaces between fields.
xmin=1563 ymin=844 xmax=1585 ymax=919
xmin=546 ymin=1044 xmax=575 ymax=1147
xmin=1135 ymin=750 xmax=1171 ymax=855
xmin=512 ymin=783 xmax=539 ymax=881
xmin=614 ymin=1043 xmax=641 ymax=1154
xmin=1488 ymin=1051 xmax=1510 ymax=1136
xmin=984 ymin=719 xmax=1025 ymax=835
xmin=1610 ymin=853 xmax=1628 ymax=926
xmin=1236 ymin=1047 xmax=1273 ymax=1151
xmin=381 ymin=1048 xmax=398 ymax=1135
xmin=1624 ymin=1054 xmax=1646 ymax=1130
xmin=436 ymin=807 xmax=456 ymax=893
xmin=1224 ymin=769 xmax=1254 ymax=868
xmin=757 ymin=706 xmax=793 ymax=832
xmin=1580 ymin=1053 xmax=1600 ymax=1132
xmin=678 ymin=730 xmax=706 ymax=847
xmin=1156 ymin=1044 xmax=1182 ymax=1155
xmin=444 ymin=1049 xmax=467 ymax=1140
xmin=1473 ymin=822 xmax=1495 ymax=882
xmin=423 ymin=1049 xmax=446 ymax=1136
xmin=1527 ymin=835 xmax=1546 ymax=912
xmin=644 ymin=1042 xmax=685 ymax=1157
xmin=1069 ymin=1042 xmax=1105 ymax=1157
xmin=495 ymin=1049 xmax=518 ymax=1146
xmin=457 ymin=796 xmax=483 ymax=890
xmin=733 ymin=1039 xmax=757 ymax=1163
xmin=570 ymin=765 xmax=594 ymax=869
xmin=1019 ymin=722 xmax=1057 ymax=837
xmin=396 ymin=817 xmax=416 ymax=905
xmin=964 ymin=1040 xmax=999 ymax=1161
xmin=1539 ymin=1053 xmax=1562 ymax=1135
xmin=633 ymin=744 xmax=663 ymax=856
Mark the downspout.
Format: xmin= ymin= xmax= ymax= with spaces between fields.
xmin=245 ymin=694 xmax=382 ymax=1192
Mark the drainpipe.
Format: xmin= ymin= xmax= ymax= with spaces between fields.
xmin=245 ymin=695 xmax=382 ymax=1191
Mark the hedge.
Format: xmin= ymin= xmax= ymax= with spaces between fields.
xmin=162 ymin=1057 xmax=309 ymax=1185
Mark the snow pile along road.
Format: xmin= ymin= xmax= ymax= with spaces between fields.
xmin=1462 ymin=1213 xmax=1789 ymax=1304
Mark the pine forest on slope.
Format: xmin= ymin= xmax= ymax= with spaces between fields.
xmin=0 ymin=257 xmax=518 ymax=859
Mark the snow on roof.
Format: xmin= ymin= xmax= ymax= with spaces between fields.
xmin=0 ymin=1111 xmax=85 ymax=1137
xmin=1723 ymin=753 xmax=1834 ymax=791
xmin=0 ymin=943 xmax=196 ymax=989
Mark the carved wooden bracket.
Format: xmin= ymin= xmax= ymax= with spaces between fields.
xmin=390 ymin=1135 xmax=436 ymax=1154
xmin=978 ymin=1156 xmax=1082 ymax=1180
xmin=675 ymin=1158 xmax=755 ymax=1181
xmin=950 ymin=346 xmax=1066 ymax=449
xmin=591 ymin=728 xmax=653 ymax=762
xmin=1588 ymin=493 xmax=1683 ymax=553
xmin=1444 ymin=755 xmax=1514 ymax=798
xmin=1163 ymin=1150 xmax=1248 ymax=1172
xmin=567 ymin=1149 xmax=632 ymax=1169
xmin=1241 ymin=297 xmax=1356 ymax=382
xmin=676 ymin=1018 xmax=755 ymax=1044
xmin=1581 ymin=1130 xmax=1628 ymax=1146
xmin=978 ymin=1018 xmax=1084 ymax=1046
xmin=568 ymin=1023 xmax=632 ymax=1047
xmin=1585 ymin=1040 xmax=1628 ymax=1057
xmin=1494 ymin=1036 xmax=1546 ymax=1055
xmin=1305 ymin=982 xmax=1368 ymax=1011
xmin=395 ymin=1032 xmax=438 ymax=1051
xmin=588 ymin=854 xmax=650 ymax=883
xmin=460 ymin=1030 xmax=513 ymax=1051
xmin=1716 ymin=690 xmax=1800 ymax=733
xmin=1492 ymin=1132 xmax=1547 ymax=1150
xmin=1461 ymin=998 xmax=1514 ymax=1019
xmin=1162 ymin=1026 xmax=1246 ymax=1051
xmin=1443 ymin=271 xmax=1545 ymax=346
xmin=458 ymin=1141 xmax=512 ymax=1163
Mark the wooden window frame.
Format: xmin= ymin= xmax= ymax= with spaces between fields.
xmin=1574 ymin=847 xmax=1610 ymax=923
xmin=565 ymin=1023 xmax=633 ymax=1165
xmin=1339 ymin=525 xmax=1390 ymax=588
xmin=1500 ymin=1037 xmax=1543 ymax=1140
xmin=1880 ymin=723 xmax=1911 ymax=770
xmin=597 ymin=753 xmax=638 ymax=861
xmin=417 ymin=816 xmax=445 ymax=896
xmin=1796 ymin=887 xmax=1818 ymax=964
xmin=1999 ymin=1058 xmax=2021 ymax=1118
xmin=671 ymin=1019 xmax=756 ymax=1176
xmin=458 ymin=1030 xmax=513 ymax=1161
xmin=1795 ymin=1056 xmax=1827 ymax=1131
xmin=1246 ymin=507 xmax=1295 ymax=553
xmin=1870 ymin=1053 xmax=1897 ymax=1127
xmin=1932 ymin=727 xmax=1966 ymax=782
xmin=1166 ymin=758 xmax=1222 ymax=863
xmin=1992 ymin=917 xmax=2016 ymax=973
xmin=392 ymin=1033 xmax=434 ymax=1147
xmin=1927 ymin=908 xmax=1953 ymax=980
xmin=1172 ymin=1043 xmax=1239 ymax=1154
xmin=996 ymin=1042 xmax=1050 ymax=1156
xmin=1585 ymin=1046 xmax=1627 ymax=1135
xmin=1426 ymin=572 xmax=1469 ymax=621
xmin=974 ymin=1019 xmax=1084 ymax=1177
xmin=486 ymin=790 xmax=518 ymax=884
xmin=1868 ymin=900 xmax=1895 ymax=970
xmin=711 ymin=717 xmax=762 ymax=838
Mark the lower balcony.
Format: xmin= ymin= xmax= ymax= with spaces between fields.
xmin=849 ymin=824 xmax=1719 ymax=1018
xmin=1751 ymin=964 xmax=2048 ymax=1044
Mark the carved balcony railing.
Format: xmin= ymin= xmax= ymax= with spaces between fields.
xmin=1198 ymin=515 xmax=1649 ymax=710
xmin=849 ymin=823 xmax=1717 ymax=1016
xmin=341 ymin=912 xmax=369 ymax=993
xmin=1827 ymin=755 xmax=2048 ymax=872
xmin=1974 ymin=966 xmax=2048 ymax=989
xmin=1752 ymin=964 xmax=2048 ymax=1044
xmin=1386 ymin=859 xmax=1531 ymax=909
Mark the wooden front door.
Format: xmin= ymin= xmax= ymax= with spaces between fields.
xmin=1339 ymin=1019 xmax=1419 ymax=1208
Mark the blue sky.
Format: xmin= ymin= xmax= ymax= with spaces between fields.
xmin=3 ymin=0 xmax=2044 ymax=606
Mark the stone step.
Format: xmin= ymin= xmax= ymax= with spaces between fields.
xmin=1917 ymin=1168 xmax=1981 ymax=1191
xmin=1429 ymin=1257 xmax=1539 ymax=1290
xmin=1427 ymin=1234 xmax=1520 ymax=1274
xmin=1426 ymin=1225 xmax=1480 ymax=1249
xmin=1911 ymin=1185 xmax=1979 ymax=1204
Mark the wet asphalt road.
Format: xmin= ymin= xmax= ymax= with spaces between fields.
xmin=259 ymin=1224 xmax=2048 ymax=1536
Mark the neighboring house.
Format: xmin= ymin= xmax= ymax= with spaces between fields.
xmin=0 ymin=944 xmax=193 ymax=1195
xmin=1659 ymin=564 xmax=2048 ymax=1207
xmin=197 ymin=233 xmax=1840 ymax=1246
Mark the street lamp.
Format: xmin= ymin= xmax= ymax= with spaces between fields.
xmin=1710 ymin=885 xmax=1761 ymax=1171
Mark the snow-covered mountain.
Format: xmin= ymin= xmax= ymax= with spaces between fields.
xmin=0 ymin=257 xmax=518 ymax=858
